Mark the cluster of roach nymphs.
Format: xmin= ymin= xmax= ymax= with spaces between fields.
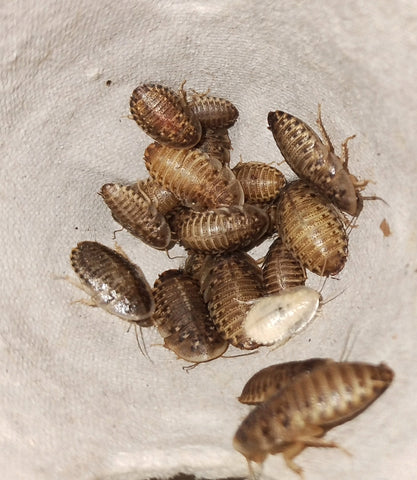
xmin=69 ymin=83 xmax=376 ymax=365
xmin=68 ymin=83 xmax=393 ymax=477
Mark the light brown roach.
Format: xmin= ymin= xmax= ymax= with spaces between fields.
xmin=100 ymin=183 xmax=172 ymax=250
xmin=277 ymin=180 xmax=348 ymax=276
xmin=144 ymin=143 xmax=244 ymax=210
xmin=268 ymin=107 xmax=365 ymax=216
xmin=200 ymin=252 xmax=265 ymax=350
xmin=238 ymin=358 xmax=331 ymax=405
xmin=233 ymin=361 xmax=394 ymax=477
xmin=70 ymin=241 xmax=154 ymax=324
xmin=196 ymin=128 xmax=232 ymax=166
xmin=262 ymin=237 xmax=307 ymax=294
xmin=170 ymin=204 xmax=270 ymax=253
xmin=130 ymin=84 xmax=202 ymax=149
xmin=136 ymin=177 xmax=180 ymax=215
xmin=188 ymin=92 xmax=239 ymax=129
xmin=232 ymin=162 xmax=286 ymax=204
xmin=152 ymin=269 xmax=227 ymax=364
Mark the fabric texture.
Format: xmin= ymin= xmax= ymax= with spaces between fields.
xmin=1 ymin=1 xmax=417 ymax=479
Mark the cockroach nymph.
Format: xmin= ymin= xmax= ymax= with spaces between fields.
xmin=268 ymin=106 xmax=367 ymax=216
xmin=144 ymin=143 xmax=244 ymax=210
xmin=152 ymin=269 xmax=228 ymax=364
xmin=242 ymin=286 xmax=321 ymax=348
xmin=100 ymin=183 xmax=172 ymax=250
xmin=234 ymin=361 xmax=394 ymax=477
xmin=130 ymin=83 xmax=202 ymax=149
xmin=238 ymin=358 xmax=331 ymax=405
xmin=277 ymin=180 xmax=348 ymax=276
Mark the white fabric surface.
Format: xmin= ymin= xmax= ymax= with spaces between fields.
xmin=1 ymin=1 xmax=417 ymax=479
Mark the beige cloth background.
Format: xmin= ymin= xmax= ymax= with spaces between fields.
xmin=1 ymin=1 xmax=417 ymax=479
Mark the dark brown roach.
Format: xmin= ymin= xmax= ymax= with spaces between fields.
xmin=277 ymin=180 xmax=348 ymax=276
xmin=268 ymin=107 xmax=365 ymax=216
xmin=188 ymin=92 xmax=239 ymax=129
xmin=144 ymin=143 xmax=244 ymax=210
xmin=200 ymin=252 xmax=265 ymax=350
xmin=170 ymin=205 xmax=270 ymax=253
xmin=234 ymin=361 xmax=394 ymax=477
xmin=232 ymin=161 xmax=286 ymax=203
xmin=100 ymin=183 xmax=171 ymax=250
xmin=152 ymin=269 xmax=227 ymax=363
xmin=130 ymin=84 xmax=202 ymax=149
xmin=262 ymin=237 xmax=307 ymax=294
xmin=238 ymin=358 xmax=331 ymax=405
xmin=70 ymin=241 xmax=154 ymax=324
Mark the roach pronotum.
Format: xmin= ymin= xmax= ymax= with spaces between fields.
xmin=200 ymin=252 xmax=265 ymax=350
xmin=234 ymin=361 xmax=394 ymax=477
xmin=242 ymin=286 xmax=321 ymax=348
xmin=152 ymin=269 xmax=227 ymax=364
xmin=188 ymin=92 xmax=239 ymax=129
xmin=171 ymin=204 xmax=270 ymax=253
xmin=70 ymin=241 xmax=154 ymax=324
xmin=144 ymin=143 xmax=244 ymax=210
xmin=238 ymin=358 xmax=332 ymax=405
xmin=130 ymin=83 xmax=202 ymax=149
xmin=268 ymin=106 xmax=366 ymax=216
xmin=100 ymin=183 xmax=172 ymax=250
xmin=232 ymin=161 xmax=286 ymax=204
xmin=262 ymin=237 xmax=307 ymax=294
xmin=277 ymin=180 xmax=348 ymax=276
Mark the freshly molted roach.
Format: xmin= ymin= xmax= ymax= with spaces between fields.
xmin=70 ymin=241 xmax=154 ymax=324
xmin=268 ymin=107 xmax=364 ymax=216
xmin=136 ymin=178 xmax=180 ymax=215
xmin=144 ymin=143 xmax=244 ymax=210
xmin=242 ymin=286 xmax=321 ymax=347
xmin=100 ymin=183 xmax=172 ymax=250
xmin=232 ymin=162 xmax=286 ymax=203
xmin=262 ymin=237 xmax=307 ymax=294
xmin=200 ymin=252 xmax=264 ymax=350
xmin=171 ymin=204 xmax=270 ymax=253
xmin=152 ymin=269 xmax=227 ymax=363
xmin=188 ymin=92 xmax=239 ymax=129
xmin=277 ymin=180 xmax=348 ymax=276
xmin=130 ymin=83 xmax=202 ymax=149
xmin=238 ymin=358 xmax=332 ymax=405
xmin=233 ymin=361 xmax=394 ymax=477
xmin=196 ymin=128 xmax=232 ymax=166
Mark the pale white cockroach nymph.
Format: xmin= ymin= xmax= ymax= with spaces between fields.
xmin=242 ymin=286 xmax=321 ymax=347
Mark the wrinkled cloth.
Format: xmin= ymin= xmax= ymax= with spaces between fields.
xmin=1 ymin=1 xmax=417 ymax=479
